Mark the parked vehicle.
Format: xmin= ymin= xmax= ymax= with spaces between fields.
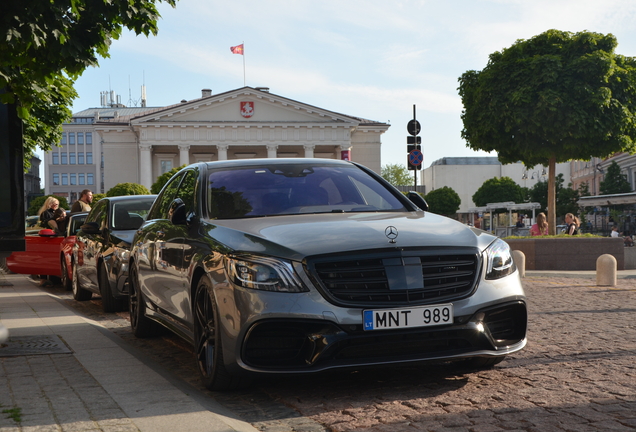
xmin=6 ymin=212 xmax=88 ymax=285
xmin=72 ymin=195 xmax=156 ymax=312
xmin=128 ymin=159 xmax=528 ymax=391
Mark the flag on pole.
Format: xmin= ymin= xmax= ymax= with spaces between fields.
xmin=230 ymin=44 xmax=244 ymax=55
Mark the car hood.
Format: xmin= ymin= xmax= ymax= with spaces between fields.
xmin=206 ymin=212 xmax=497 ymax=261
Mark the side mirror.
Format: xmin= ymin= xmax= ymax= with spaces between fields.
xmin=168 ymin=198 xmax=187 ymax=225
xmin=79 ymin=222 xmax=101 ymax=235
xmin=407 ymin=191 xmax=429 ymax=212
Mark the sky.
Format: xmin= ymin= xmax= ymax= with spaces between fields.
xmin=60 ymin=0 xmax=636 ymax=172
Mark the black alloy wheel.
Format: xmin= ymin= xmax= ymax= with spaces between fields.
xmin=60 ymin=256 xmax=71 ymax=291
xmin=128 ymin=264 xmax=160 ymax=338
xmin=193 ymin=277 xmax=238 ymax=391
xmin=72 ymin=260 xmax=92 ymax=301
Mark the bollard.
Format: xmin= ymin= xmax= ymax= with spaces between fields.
xmin=596 ymin=254 xmax=617 ymax=287
xmin=512 ymin=250 xmax=525 ymax=278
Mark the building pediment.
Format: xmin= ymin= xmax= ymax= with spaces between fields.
xmin=128 ymin=87 xmax=370 ymax=127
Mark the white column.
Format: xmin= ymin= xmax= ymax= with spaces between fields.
xmin=178 ymin=144 xmax=190 ymax=167
xmin=217 ymin=144 xmax=229 ymax=160
xmin=266 ymin=144 xmax=278 ymax=158
xmin=304 ymin=144 xmax=315 ymax=158
xmin=139 ymin=144 xmax=153 ymax=190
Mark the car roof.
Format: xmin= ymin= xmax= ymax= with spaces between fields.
xmin=99 ymin=195 xmax=157 ymax=203
xmin=201 ymin=158 xmax=355 ymax=170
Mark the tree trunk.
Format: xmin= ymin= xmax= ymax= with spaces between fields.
xmin=547 ymin=156 xmax=557 ymax=235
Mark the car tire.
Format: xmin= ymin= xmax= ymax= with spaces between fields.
xmin=72 ymin=261 xmax=92 ymax=301
xmin=61 ymin=256 xmax=72 ymax=291
xmin=193 ymin=277 xmax=247 ymax=391
xmin=99 ymin=264 xmax=126 ymax=313
xmin=129 ymin=264 xmax=161 ymax=338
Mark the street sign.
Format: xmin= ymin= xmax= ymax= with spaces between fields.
xmin=407 ymin=119 xmax=421 ymax=136
xmin=408 ymin=148 xmax=423 ymax=170
xmin=407 ymin=136 xmax=421 ymax=144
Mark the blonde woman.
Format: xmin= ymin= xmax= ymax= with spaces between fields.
xmin=565 ymin=213 xmax=580 ymax=235
xmin=530 ymin=212 xmax=548 ymax=236
xmin=38 ymin=197 xmax=61 ymax=232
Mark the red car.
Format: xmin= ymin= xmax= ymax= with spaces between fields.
xmin=6 ymin=212 xmax=88 ymax=289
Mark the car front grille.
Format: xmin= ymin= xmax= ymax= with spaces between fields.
xmin=306 ymin=248 xmax=481 ymax=307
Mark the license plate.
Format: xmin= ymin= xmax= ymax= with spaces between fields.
xmin=363 ymin=304 xmax=453 ymax=331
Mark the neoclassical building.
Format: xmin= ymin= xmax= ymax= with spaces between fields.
xmin=44 ymin=86 xmax=390 ymax=199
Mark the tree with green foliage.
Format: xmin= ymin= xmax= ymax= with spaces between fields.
xmin=472 ymin=177 xmax=524 ymax=208
xmin=1 ymin=0 xmax=177 ymax=166
xmin=381 ymin=164 xmax=412 ymax=186
xmin=425 ymin=186 xmax=461 ymax=217
xmin=600 ymin=161 xmax=632 ymax=195
xmin=92 ymin=193 xmax=106 ymax=204
xmin=528 ymin=174 xmax=581 ymax=217
xmin=27 ymin=195 xmax=69 ymax=216
xmin=151 ymin=165 xmax=186 ymax=194
xmin=459 ymin=30 xmax=636 ymax=234
xmin=106 ymin=183 xmax=150 ymax=197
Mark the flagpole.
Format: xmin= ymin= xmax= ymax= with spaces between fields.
xmin=242 ymin=41 xmax=246 ymax=86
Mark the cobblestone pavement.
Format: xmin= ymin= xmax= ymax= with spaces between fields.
xmin=20 ymin=276 xmax=636 ymax=431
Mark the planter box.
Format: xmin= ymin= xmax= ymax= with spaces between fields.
xmin=504 ymin=237 xmax=625 ymax=271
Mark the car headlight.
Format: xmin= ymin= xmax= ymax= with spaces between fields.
xmin=226 ymin=255 xmax=309 ymax=292
xmin=484 ymin=238 xmax=516 ymax=280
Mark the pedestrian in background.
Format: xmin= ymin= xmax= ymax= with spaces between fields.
xmin=564 ymin=213 xmax=580 ymax=235
xmin=38 ymin=197 xmax=61 ymax=233
xmin=530 ymin=212 xmax=548 ymax=236
xmin=71 ymin=189 xmax=93 ymax=212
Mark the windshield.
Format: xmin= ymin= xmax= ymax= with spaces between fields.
xmin=207 ymin=163 xmax=407 ymax=219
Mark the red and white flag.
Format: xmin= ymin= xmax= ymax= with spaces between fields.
xmin=230 ymin=44 xmax=244 ymax=55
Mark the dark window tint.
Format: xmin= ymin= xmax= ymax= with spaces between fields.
xmin=148 ymin=172 xmax=184 ymax=220
xmin=206 ymin=163 xmax=406 ymax=219
xmin=176 ymin=169 xmax=198 ymax=216
xmin=86 ymin=199 xmax=108 ymax=230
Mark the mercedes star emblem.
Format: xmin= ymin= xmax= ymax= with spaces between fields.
xmin=385 ymin=226 xmax=398 ymax=243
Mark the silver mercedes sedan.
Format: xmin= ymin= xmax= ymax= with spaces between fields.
xmin=129 ymin=158 xmax=527 ymax=390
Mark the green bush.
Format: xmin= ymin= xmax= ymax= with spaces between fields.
xmin=106 ymin=183 xmax=150 ymax=197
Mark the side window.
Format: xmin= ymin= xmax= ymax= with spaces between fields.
xmin=86 ymin=200 xmax=108 ymax=229
xmin=148 ymin=172 xmax=184 ymax=220
xmin=175 ymin=169 xmax=198 ymax=216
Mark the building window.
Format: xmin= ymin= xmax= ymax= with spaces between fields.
xmin=86 ymin=133 xmax=92 ymax=145
xmin=69 ymin=133 xmax=75 ymax=145
xmin=77 ymin=133 xmax=84 ymax=145
xmin=52 ymin=153 xmax=59 ymax=165
xmin=78 ymin=152 xmax=84 ymax=164
xmin=87 ymin=152 xmax=93 ymax=164
xmin=53 ymin=173 xmax=59 ymax=185
xmin=87 ymin=173 xmax=94 ymax=185
xmin=70 ymin=173 xmax=76 ymax=185
xmin=69 ymin=152 xmax=76 ymax=164
xmin=60 ymin=133 xmax=67 ymax=145
xmin=61 ymin=153 xmax=68 ymax=164
xmin=160 ymin=159 xmax=173 ymax=174
xmin=79 ymin=173 xmax=85 ymax=185
xmin=62 ymin=173 xmax=68 ymax=185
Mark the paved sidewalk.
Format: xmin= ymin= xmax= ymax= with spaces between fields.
xmin=0 ymin=272 xmax=259 ymax=432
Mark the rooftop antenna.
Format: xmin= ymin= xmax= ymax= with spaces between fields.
xmin=128 ymin=75 xmax=134 ymax=107
xmin=141 ymin=71 xmax=147 ymax=107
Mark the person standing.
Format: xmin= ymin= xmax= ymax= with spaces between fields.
xmin=564 ymin=213 xmax=580 ymax=235
xmin=71 ymin=189 xmax=93 ymax=212
xmin=529 ymin=212 xmax=548 ymax=236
